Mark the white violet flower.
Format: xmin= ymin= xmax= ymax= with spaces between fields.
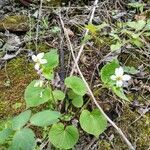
xmin=32 ymin=53 xmax=47 ymax=70
xmin=110 ymin=67 xmax=131 ymax=87
xmin=34 ymin=80 xmax=44 ymax=87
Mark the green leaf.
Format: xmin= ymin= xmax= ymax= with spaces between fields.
xmin=143 ymin=32 xmax=150 ymax=36
xmin=68 ymin=90 xmax=83 ymax=108
xmin=42 ymin=68 xmax=54 ymax=80
xmin=50 ymin=26 xmax=61 ymax=33
xmin=12 ymin=110 xmax=31 ymax=130
xmin=124 ymin=66 xmax=139 ymax=75
xmin=43 ymin=49 xmax=59 ymax=70
xmin=145 ymin=19 xmax=150 ymax=30
xmin=85 ymin=23 xmax=108 ymax=34
xmin=0 ymin=128 xmax=13 ymax=144
xmin=110 ymin=42 xmax=122 ymax=51
xmin=10 ymin=128 xmax=36 ymax=150
xmin=100 ymin=59 xmax=119 ymax=85
xmin=130 ymin=38 xmax=143 ymax=47
xmin=65 ymin=76 xmax=87 ymax=96
xmin=85 ymin=23 xmax=97 ymax=34
xmin=52 ymin=90 xmax=65 ymax=101
xmin=30 ymin=110 xmax=61 ymax=127
xmin=82 ymin=34 xmax=92 ymax=44
xmin=24 ymin=80 xmax=52 ymax=108
xmin=112 ymin=86 xmax=129 ymax=101
xmin=72 ymin=96 xmax=83 ymax=108
xmin=80 ymin=109 xmax=107 ymax=138
xmin=128 ymin=2 xmax=144 ymax=8
xmin=127 ymin=20 xmax=146 ymax=31
xmin=100 ymin=60 xmax=130 ymax=101
xmin=61 ymin=114 xmax=72 ymax=122
xmin=49 ymin=123 xmax=79 ymax=149
xmin=110 ymin=33 xmax=120 ymax=41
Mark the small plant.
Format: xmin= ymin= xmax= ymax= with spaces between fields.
xmin=0 ymin=50 xmax=107 ymax=149
xmin=100 ymin=59 xmax=132 ymax=101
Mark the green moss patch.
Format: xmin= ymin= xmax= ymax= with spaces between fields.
xmin=0 ymin=57 xmax=37 ymax=119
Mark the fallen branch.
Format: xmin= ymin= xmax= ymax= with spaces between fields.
xmin=59 ymin=14 xmax=135 ymax=150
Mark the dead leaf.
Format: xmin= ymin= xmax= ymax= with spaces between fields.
xmin=64 ymin=28 xmax=74 ymax=37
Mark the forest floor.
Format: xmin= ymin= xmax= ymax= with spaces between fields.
xmin=0 ymin=0 xmax=149 ymax=149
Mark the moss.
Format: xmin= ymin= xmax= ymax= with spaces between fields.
xmin=26 ymin=42 xmax=51 ymax=53
xmin=105 ymin=106 xmax=149 ymax=150
xmin=99 ymin=140 xmax=111 ymax=150
xmin=0 ymin=56 xmax=37 ymax=119
xmin=0 ymin=15 xmax=29 ymax=32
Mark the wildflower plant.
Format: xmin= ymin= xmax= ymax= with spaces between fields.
xmin=0 ymin=50 xmax=107 ymax=150
xmin=100 ymin=59 xmax=132 ymax=101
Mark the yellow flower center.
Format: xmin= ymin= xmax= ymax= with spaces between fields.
xmin=116 ymin=76 xmax=122 ymax=81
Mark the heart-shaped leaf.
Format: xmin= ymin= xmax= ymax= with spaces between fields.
xmin=127 ymin=20 xmax=146 ymax=31
xmin=43 ymin=49 xmax=59 ymax=70
xmin=30 ymin=110 xmax=61 ymax=127
xmin=52 ymin=90 xmax=65 ymax=101
xmin=68 ymin=90 xmax=83 ymax=108
xmin=100 ymin=59 xmax=119 ymax=86
xmin=49 ymin=123 xmax=79 ymax=149
xmin=80 ymin=109 xmax=107 ymax=138
xmin=65 ymin=76 xmax=87 ymax=96
xmin=24 ymin=80 xmax=52 ymax=108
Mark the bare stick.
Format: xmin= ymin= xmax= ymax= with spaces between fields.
xmin=59 ymin=15 xmax=135 ymax=150
xmin=35 ymin=0 xmax=43 ymax=52
xmin=70 ymin=0 xmax=99 ymax=76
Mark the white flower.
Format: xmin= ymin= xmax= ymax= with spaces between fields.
xmin=110 ymin=67 xmax=131 ymax=87
xmin=32 ymin=53 xmax=47 ymax=70
xmin=34 ymin=80 xmax=44 ymax=87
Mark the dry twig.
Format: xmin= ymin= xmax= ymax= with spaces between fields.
xmin=70 ymin=0 xmax=99 ymax=76
xmin=59 ymin=14 xmax=135 ymax=150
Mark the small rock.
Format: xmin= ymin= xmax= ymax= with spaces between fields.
xmin=2 ymin=33 xmax=22 ymax=52
xmin=0 ymin=15 xmax=29 ymax=32
xmin=0 ymin=0 xmax=10 ymax=8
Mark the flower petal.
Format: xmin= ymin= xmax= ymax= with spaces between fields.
xmin=37 ymin=53 xmax=44 ymax=59
xmin=32 ymin=55 xmax=37 ymax=62
xmin=116 ymin=80 xmax=123 ymax=87
xmin=115 ymin=67 xmax=124 ymax=76
xmin=122 ymin=75 xmax=131 ymax=81
xmin=110 ymin=75 xmax=117 ymax=80
xmin=34 ymin=81 xmax=39 ymax=87
xmin=34 ymin=63 xmax=40 ymax=70
xmin=40 ymin=59 xmax=47 ymax=64
xmin=39 ymin=80 xmax=44 ymax=87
